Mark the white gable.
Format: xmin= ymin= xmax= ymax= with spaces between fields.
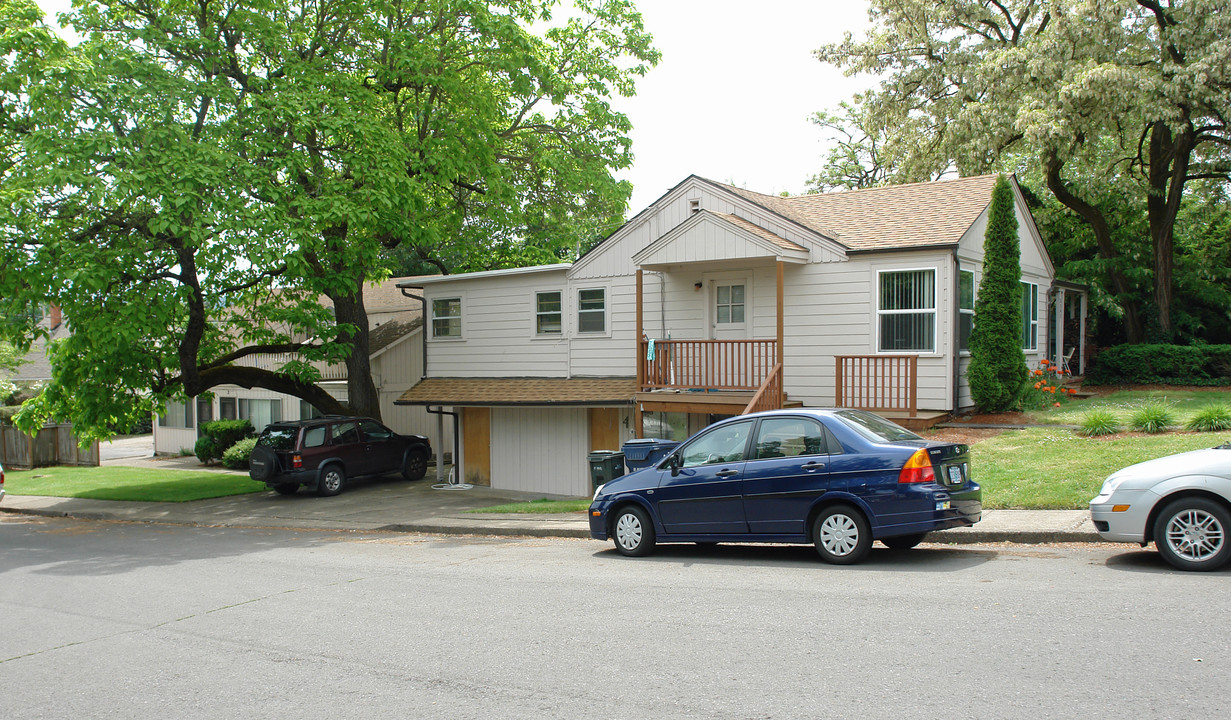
xmin=631 ymin=210 xmax=809 ymax=270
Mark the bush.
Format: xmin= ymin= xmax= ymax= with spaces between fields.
xmin=1079 ymin=410 xmax=1122 ymax=437
xmin=1085 ymin=344 xmax=1231 ymax=385
xmin=1129 ymin=402 xmax=1175 ymax=433
xmin=221 ymin=437 xmax=258 ymax=470
xmin=196 ymin=419 xmax=255 ymax=464
xmin=1186 ymin=404 xmax=1231 ymax=432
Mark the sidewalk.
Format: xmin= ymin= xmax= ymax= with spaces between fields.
xmin=0 ymin=457 xmax=1101 ymax=543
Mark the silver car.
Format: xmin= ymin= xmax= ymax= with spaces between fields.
xmin=1089 ymin=442 xmax=1231 ymax=571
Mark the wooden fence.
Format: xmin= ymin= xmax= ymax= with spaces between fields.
xmin=835 ymin=355 xmax=918 ymax=417
xmin=0 ymin=423 xmax=100 ymax=470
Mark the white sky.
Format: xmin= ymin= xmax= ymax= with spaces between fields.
xmin=38 ymin=0 xmax=874 ymax=212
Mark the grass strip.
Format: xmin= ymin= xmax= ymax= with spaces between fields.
xmin=5 ymin=465 xmax=265 ymax=503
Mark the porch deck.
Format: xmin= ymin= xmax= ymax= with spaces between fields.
xmin=635 ymin=389 xmax=803 ymax=416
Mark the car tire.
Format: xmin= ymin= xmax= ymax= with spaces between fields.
xmin=1152 ymin=497 xmax=1231 ymax=571
xmin=272 ymin=483 xmax=299 ymax=496
xmin=881 ymin=533 xmax=926 ymax=550
xmin=402 ymin=449 xmax=428 ymax=482
xmin=249 ymin=445 xmax=278 ymax=482
xmin=612 ymin=505 xmax=656 ymax=557
xmin=317 ymin=464 xmax=346 ymax=497
xmin=813 ymin=505 xmax=872 ymax=565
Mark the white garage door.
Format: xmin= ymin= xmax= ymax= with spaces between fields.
xmin=490 ymin=407 xmax=590 ymax=496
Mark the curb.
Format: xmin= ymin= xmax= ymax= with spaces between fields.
xmin=3 ymin=505 xmax=1103 ymax=544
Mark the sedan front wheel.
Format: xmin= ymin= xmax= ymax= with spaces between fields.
xmin=612 ymin=506 xmax=656 ymax=557
xmin=1153 ymin=498 xmax=1231 ymax=571
xmin=813 ymin=505 xmax=872 ymax=565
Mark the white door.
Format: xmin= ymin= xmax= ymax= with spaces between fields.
xmin=708 ymin=278 xmax=749 ymax=340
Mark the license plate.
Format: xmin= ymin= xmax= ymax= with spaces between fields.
xmin=936 ymin=500 xmax=951 ymax=511
xmin=947 ymin=465 xmax=963 ymax=485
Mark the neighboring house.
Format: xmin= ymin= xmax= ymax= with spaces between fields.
xmin=7 ymin=305 xmax=67 ymax=386
xmin=153 ymin=277 xmax=454 ymax=457
xmin=395 ymin=174 xmax=1087 ymax=497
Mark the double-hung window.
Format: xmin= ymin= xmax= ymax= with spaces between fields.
xmin=1021 ymin=281 xmax=1039 ymax=350
xmin=577 ymin=288 xmax=606 ymax=333
xmin=431 ymin=297 xmax=462 ymax=338
xmin=535 ymin=291 xmax=562 ymax=335
xmin=959 ymin=270 xmax=975 ymax=352
xmin=878 ymin=269 xmax=936 ymax=352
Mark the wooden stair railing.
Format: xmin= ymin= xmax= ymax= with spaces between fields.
xmin=741 ymin=363 xmax=783 ymax=415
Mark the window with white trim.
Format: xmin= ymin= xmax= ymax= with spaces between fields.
xmin=959 ymin=270 xmax=975 ymax=352
xmin=535 ymin=291 xmax=562 ymax=335
xmin=715 ymin=283 xmax=745 ymax=324
xmin=431 ymin=297 xmax=462 ymax=338
xmin=877 ymin=269 xmax=936 ymax=352
xmin=239 ymin=398 xmax=282 ymax=432
xmin=577 ymin=288 xmax=606 ymax=333
xmin=1021 ymin=281 xmax=1039 ymax=350
xmin=158 ymin=399 xmax=194 ymax=429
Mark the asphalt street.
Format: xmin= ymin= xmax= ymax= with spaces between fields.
xmin=1 ymin=514 xmax=1226 ymax=719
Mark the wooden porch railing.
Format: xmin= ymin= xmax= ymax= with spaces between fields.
xmin=741 ymin=363 xmax=783 ymax=415
xmin=640 ymin=339 xmax=778 ymax=391
xmin=835 ymin=355 xmax=918 ymax=417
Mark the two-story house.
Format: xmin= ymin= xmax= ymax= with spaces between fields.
xmin=396 ymin=174 xmax=1086 ymax=496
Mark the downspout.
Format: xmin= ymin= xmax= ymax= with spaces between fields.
xmin=952 ymin=250 xmax=962 ymax=414
xmin=400 ymin=288 xmax=428 ymax=381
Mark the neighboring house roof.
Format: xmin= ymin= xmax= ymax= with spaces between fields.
xmin=399 ymin=264 xmax=572 ymax=287
xmin=713 ymin=174 xmax=1002 ymax=252
xmin=395 ymin=377 xmax=639 ymax=406
xmin=9 ymin=321 xmax=69 ymax=384
xmin=369 ymin=311 xmax=422 ymax=359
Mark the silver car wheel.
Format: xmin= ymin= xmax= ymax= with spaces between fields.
xmin=615 ymin=512 xmax=643 ymax=551
xmin=820 ymin=514 xmax=860 ymax=557
xmin=1164 ymin=508 xmax=1224 ymax=562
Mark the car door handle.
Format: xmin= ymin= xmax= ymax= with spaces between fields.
xmin=801 ymin=461 xmax=825 ymax=471
xmin=715 ymin=469 xmax=739 ymax=477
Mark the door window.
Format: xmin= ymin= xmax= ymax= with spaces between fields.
xmin=680 ymin=421 xmax=753 ymax=467
xmin=715 ymin=284 xmax=745 ymax=324
xmin=360 ymin=420 xmax=393 ymax=441
xmin=331 ymin=421 xmax=361 ymax=445
xmin=753 ymin=417 xmax=828 ymax=459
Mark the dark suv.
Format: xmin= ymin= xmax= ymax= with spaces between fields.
xmin=249 ymin=416 xmax=430 ymax=496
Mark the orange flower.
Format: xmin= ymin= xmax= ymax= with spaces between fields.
xmin=1053 ymin=402 xmax=1061 ymax=407
xmin=1049 ymin=387 xmax=1057 ymax=393
xmin=1034 ymin=369 xmax=1044 ymax=376
xmin=1034 ymin=381 xmax=1042 ymax=389
xmin=1040 ymin=359 xmax=1050 ymax=366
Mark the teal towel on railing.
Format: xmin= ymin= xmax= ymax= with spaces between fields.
xmin=647 ymin=338 xmax=655 ymax=361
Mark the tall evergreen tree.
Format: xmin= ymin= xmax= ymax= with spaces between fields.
xmin=968 ymin=175 xmax=1028 ymax=412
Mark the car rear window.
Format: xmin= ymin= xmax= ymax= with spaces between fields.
xmin=833 ymin=410 xmax=921 ymax=443
xmin=257 ymin=427 xmax=298 ymax=450
xmin=303 ymin=426 xmax=326 ymax=448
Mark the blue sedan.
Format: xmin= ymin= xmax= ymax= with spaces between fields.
xmin=589 ymin=409 xmax=981 ymax=564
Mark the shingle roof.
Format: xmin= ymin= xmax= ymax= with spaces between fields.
xmin=716 ymin=174 xmax=1002 ymax=251
xmin=395 ymin=377 xmax=639 ymax=406
xmin=712 ymin=212 xmax=807 ymax=252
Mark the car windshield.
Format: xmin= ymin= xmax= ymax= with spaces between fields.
xmin=257 ymin=427 xmax=298 ymax=451
xmin=833 ymin=410 xmax=921 ymax=443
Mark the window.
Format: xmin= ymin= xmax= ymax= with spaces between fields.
xmin=535 ymin=291 xmax=562 ymax=335
xmin=360 ymin=420 xmax=393 ymax=441
xmin=239 ymin=398 xmax=282 ymax=431
xmin=715 ymin=284 xmax=745 ymax=324
xmin=680 ymin=420 xmax=753 ymax=467
xmin=299 ymin=400 xmax=324 ymax=420
xmin=158 ymin=399 xmax=194 ymax=429
xmin=432 ymin=297 xmax=462 ymax=338
xmin=641 ymin=411 xmax=689 ymax=441
xmin=1021 ymin=281 xmax=1039 ymax=350
xmin=219 ymin=397 xmax=237 ymax=420
xmin=196 ymin=397 xmax=213 ymax=424
xmin=577 ymin=288 xmax=606 ymax=333
xmin=753 ymin=417 xmax=829 ymax=459
xmin=303 ymin=426 xmax=327 ymax=448
xmin=332 ymin=421 xmax=361 ymax=445
xmin=878 ymin=269 xmax=935 ymax=352
xmin=959 ymin=270 xmax=975 ymax=352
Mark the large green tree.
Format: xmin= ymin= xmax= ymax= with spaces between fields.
xmin=2 ymin=0 xmax=656 ymax=438
xmin=816 ymin=0 xmax=1231 ymax=342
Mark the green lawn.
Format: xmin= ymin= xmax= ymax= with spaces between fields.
xmin=467 ymin=498 xmax=592 ymax=514
xmin=975 ymin=428 xmax=1231 ymax=508
xmin=1025 ymin=388 xmax=1231 ymax=426
xmin=5 ymin=465 xmax=265 ymax=502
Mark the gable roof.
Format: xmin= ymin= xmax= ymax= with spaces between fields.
xmin=632 ymin=209 xmax=810 ymax=269
xmin=710 ymin=174 xmax=1003 ymax=252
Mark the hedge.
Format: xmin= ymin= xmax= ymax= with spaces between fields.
xmin=222 ymin=437 xmax=258 ymax=470
xmin=1085 ymin=344 xmax=1231 ymax=386
xmin=196 ymin=419 xmax=255 ymax=464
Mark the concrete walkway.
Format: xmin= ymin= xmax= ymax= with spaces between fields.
xmin=1 ymin=454 xmax=1101 ymax=543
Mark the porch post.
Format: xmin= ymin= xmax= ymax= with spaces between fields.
xmin=1055 ymin=287 xmax=1066 ymax=369
xmin=777 ymin=260 xmax=785 ymax=407
xmin=1079 ymin=292 xmax=1088 ymax=375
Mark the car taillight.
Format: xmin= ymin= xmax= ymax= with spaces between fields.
xmin=293 ymin=454 xmax=303 ymax=469
xmin=899 ymin=449 xmax=935 ymax=484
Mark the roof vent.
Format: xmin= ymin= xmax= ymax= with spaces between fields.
xmin=689 ymin=199 xmax=701 ymax=214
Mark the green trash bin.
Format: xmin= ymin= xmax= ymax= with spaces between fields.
xmin=588 ymin=450 xmax=626 ymax=489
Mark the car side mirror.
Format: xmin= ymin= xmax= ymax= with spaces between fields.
xmin=668 ymin=453 xmax=681 ymax=477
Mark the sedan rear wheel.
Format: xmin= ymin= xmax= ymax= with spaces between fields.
xmin=813 ymin=505 xmax=872 ymax=565
xmin=612 ymin=506 xmax=655 ymax=557
xmin=1153 ymin=498 xmax=1231 ymax=571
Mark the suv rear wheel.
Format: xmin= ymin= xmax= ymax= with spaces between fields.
xmin=317 ymin=464 xmax=346 ymax=497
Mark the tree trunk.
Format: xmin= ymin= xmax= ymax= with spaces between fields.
xmin=330 ymin=286 xmax=382 ymax=420
xmin=1044 ymin=152 xmax=1146 ymax=343
xmin=1145 ymin=120 xmax=1193 ymax=341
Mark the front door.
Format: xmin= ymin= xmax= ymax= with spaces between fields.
xmin=708 ymin=276 xmax=749 ymax=340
